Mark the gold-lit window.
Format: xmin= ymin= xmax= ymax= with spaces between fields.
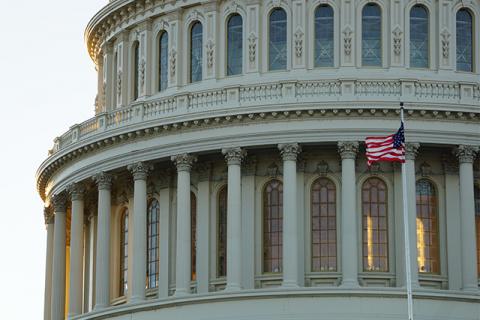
xmin=263 ymin=179 xmax=283 ymax=273
xmin=191 ymin=192 xmax=197 ymax=281
xmin=474 ymin=184 xmax=480 ymax=277
xmin=311 ymin=178 xmax=337 ymax=272
xmin=217 ymin=186 xmax=227 ymax=278
xmin=362 ymin=178 xmax=388 ymax=272
xmin=119 ymin=209 xmax=129 ymax=296
xmin=416 ymin=179 xmax=439 ymax=274
xmin=146 ymin=200 xmax=160 ymax=289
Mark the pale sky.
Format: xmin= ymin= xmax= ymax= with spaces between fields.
xmin=0 ymin=1 xmax=106 ymax=318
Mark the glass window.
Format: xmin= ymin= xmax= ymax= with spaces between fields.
xmin=456 ymin=9 xmax=473 ymax=72
xmin=362 ymin=178 xmax=388 ymax=272
xmin=314 ymin=5 xmax=334 ymax=67
xmin=362 ymin=3 xmax=382 ymax=66
xmin=269 ymin=8 xmax=287 ymax=71
xmin=191 ymin=192 xmax=197 ymax=280
xmin=218 ymin=186 xmax=227 ymax=277
xmin=147 ymin=200 xmax=160 ymax=289
xmin=120 ymin=209 xmax=129 ymax=296
xmin=159 ymin=32 xmax=168 ymax=91
xmin=190 ymin=22 xmax=203 ymax=82
xmin=311 ymin=178 xmax=337 ymax=272
xmin=416 ymin=179 xmax=440 ymax=274
xmin=227 ymin=14 xmax=243 ymax=76
xmin=410 ymin=5 xmax=429 ymax=68
xmin=475 ymin=185 xmax=480 ymax=276
xmin=263 ymin=179 xmax=283 ymax=273
xmin=133 ymin=42 xmax=139 ymax=100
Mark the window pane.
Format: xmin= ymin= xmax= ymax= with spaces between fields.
xmin=218 ymin=186 xmax=227 ymax=277
xmin=263 ymin=180 xmax=283 ymax=273
xmin=362 ymin=3 xmax=382 ymax=66
xmin=227 ymin=14 xmax=243 ymax=76
xmin=120 ymin=209 xmax=129 ymax=296
xmin=133 ymin=42 xmax=139 ymax=100
xmin=159 ymin=32 xmax=168 ymax=91
xmin=456 ymin=9 xmax=473 ymax=72
xmin=416 ymin=180 xmax=440 ymax=274
xmin=191 ymin=192 xmax=197 ymax=280
xmin=190 ymin=22 xmax=203 ymax=82
xmin=314 ymin=5 xmax=334 ymax=67
xmin=362 ymin=178 xmax=388 ymax=272
xmin=410 ymin=6 xmax=429 ymax=68
xmin=147 ymin=200 xmax=160 ymax=289
xmin=269 ymin=9 xmax=287 ymax=71
xmin=311 ymin=178 xmax=337 ymax=271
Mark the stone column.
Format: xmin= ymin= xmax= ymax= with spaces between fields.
xmin=67 ymin=183 xmax=85 ymax=318
xmin=338 ymin=142 xmax=359 ymax=287
xmin=51 ymin=193 xmax=67 ymax=320
xmin=279 ymin=143 xmax=302 ymax=288
xmin=128 ymin=162 xmax=153 ymax=302
xmin=93 ymin=172 xmax=113 ymax=310
xmin=171 ymin=154 xmax=197 ymax=296
xmin=158 ymin=170 xmax=172 ymax=298
xmin=405 ymin=143 xmax=420 ymax=288
xmin=43 ymin=208 xmax=54 ymax=320
xmin=241 ymin=157 xmax=257 ymax=289
xmin=196 ymin=163 xmax=212 ymax=294
xmin=222 ymin=148 xmax=247 ymax=291
xmin=455 ymin=145 xmax=479 ymax=292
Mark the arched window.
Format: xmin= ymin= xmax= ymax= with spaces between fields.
xmin=456 ymin=9 xmax=473 ymax=72
xmin=146 ymin=200 xmax=160 ymax=289
xmin=133 ymin=41 xmax=140 ymax=100
xmin=269 ymin=8 xmax=287 ymax=71
xmin=113 ymin=52 xmax=118 ymax=106
xmin=263 ymin=179 xmax=283 ymax=273
xmin=311 ymin=178 xmax=337 ymax=272
xmin=416 ymin=179 xmax=439 ymax=274
xmin=362 ymin=3 xmax=382 ymax=66
xmin=158 ymin=32 xmax=168 ymax=91
xmin=190 ymin=22 xmax=203 ymax=83
xmin=217 ymin=186 xmax=227 ymax=277
xmin=119 ymin=209 xmax=129 ymax=296
xmin=314 ymin=5 xmax=334 ymax=67
xmin=227 ymin=14 xmax=243 ymax=76
xmin=410 ymin=5 xmax=429 ymax=68
xmin=474 ymin=184 xmax=480 ymax=276
xmin=191 ymin=192 xmax=197 ymax=280
xmin=362 ymin=178 xmax=388 ymax=272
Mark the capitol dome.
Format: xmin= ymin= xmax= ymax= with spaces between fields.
xmin=38 ymin=1 xmax=480 ymax=320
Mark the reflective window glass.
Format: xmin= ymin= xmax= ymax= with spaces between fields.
xmin=227 ymin=14 xmax=243 ymax=76
xmin=159 ymin=32 xmax=168 ymax=91
xmin=263 ymin=180 xmax=283 ymax=273
xmin=120 ymin=209 xmax=129 ymax=296
xmin=147 ymin=200 xmax=160 ymax=289
xmin=218 ymin=186 xmax=227 ymax=277
xmin=269 ymin=8 xmax=287 ymax=71
xmin=362 ymin=3 xmax=382 ymax=66
xmin=314 ymin=5 xmax=334 ymax=67
xmin=190 ymin=22 xmax=203 ymax=82
xmin=410 ymin=5 xmax=429 ymax=68
xmin=456 ymin=9 xmax=473 ymax=72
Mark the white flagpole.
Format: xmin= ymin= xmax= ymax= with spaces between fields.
xmin=400 ymin=102 xmax=414 ymax=320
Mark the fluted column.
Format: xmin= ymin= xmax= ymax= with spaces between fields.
xmin=43 ymin=209 xmax=54 ymax=320
xmin=455 ymin=145 xmax=479 ymax=292
xmin=128 ymin=162 xmax=153 ymax=302
xmin=338 ymin=142 xmax=359 ymax=287
xmin=279 ymin=143 xmax=302 ymax=288
xmin=172 ymin=154 xmax=197 ymax=296
xmin=405 ymin=143 xmax=420 ymax=288
xmin=93 ymin=172 xmax=113 ymax=310
xmin=222 ymin=148 xmax=246 ymax=291
xmin=67 ymin=183 xmax=85 ymax=318
xmin=51 ymin=193 xmax=67 ymax=320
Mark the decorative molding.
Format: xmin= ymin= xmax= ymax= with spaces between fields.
xmin=139 ymin=59 xmax=146 ymax=90
xmin=454 ymin=145 xmax=479 ymax=164
xmin=169 ymin=48 xmax=177 ymax=77
xmin=316 ymin=160 xmax=330 ymax=176
xmin=248 ymin=32 xmax=257 ymax=63
xmin=392 ymin=26 xmax=402 ymax=56
xmin=266 ymin=162 xmax=280 ymax=177
xmin=242 ymin=155 xmax=257 ymax=176
xmin=222 ymin=147 xmax=247 ymax=166
xmin=294 ymin=28 xmax=304 ymax=58
xmin=196 ymin=161 xmax=213 ymax=182
xmin=93 ymin=172 xmax=113 ymax=190
xmin=171 ymin=154 xmax=197 ymax=172
xmin=440 ymin=29 xmax=450 ymax=59
xmin=278 ymin=143 xmax=302 ymax=162
xmin=116 ymin=70 xmax=122 ymax=101
xmin=52 ymin=192 xmax=68 ymax=213
xmin=405 ymin=143 xmax=420 ymax=160
xmin=44 ymin=207 xmax=54 ymax=225
xmin=342 ymin=26 xmax=353 ymax=56
xmin=128 ymin=161 xmax=153 ymax=180
xmin=206 ymin=39 xmax=215 ymax=69
xmin=67 ymin=182 xmax=86 ymax=201
xmin=419 ymin=161 xmax=432 ymax=177
xmin=337 ymin=141 xmax=358 ymax=160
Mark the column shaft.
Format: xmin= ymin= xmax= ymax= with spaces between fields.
xmin=226 ymin=162 xmax=242 ymax=290
xmin=405 ymin=156 xmax=419 ymax=287
xmin=51 ymin=195 xmax=67 ymax=320
xmin=43 ymin=214 xmax=54 ymax=320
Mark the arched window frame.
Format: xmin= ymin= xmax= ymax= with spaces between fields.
xmin=131 ymin=41 xmax=140 ymax=101
xmin=262 ymin=179 xmax=284 ymax=274
xmin=313 ymin=4 xmax=335 ymax=68
xmin=225 ymin=13 xmax=244 ymax=76
xmin=217 ymin=185 xmax=228 ymax=278
xmin=455 ymin=7 xmax=475 ymax=72
xmin=474 ymin=183 xmax=480 ymax=277
xmin=408 ymin=4 xmax=430 ymax=69
xmin=157 ymin=30 xmax=169 ymax=92
xmin=119 ymin=208 xmax=129 ymax=297
xmin=310 ymin=176 xmax=338 ymax=272
xmin=358 ymin=1 xmax=385 ymax=68
xmin=188 ymin=21 xmax=203 ymax=83
xmin=146 ymin=199 xmax=160 ymax=289
xmin=191 ymin=191 xmax=197 ymax=281
xmin=263 ymin=4 xmax=291 ymax=72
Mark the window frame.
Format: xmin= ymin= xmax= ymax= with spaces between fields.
xmin=455 ymin=8 xmax=475 ymax=73
xmin=262 ymin=179 xmax=284 ymax=274
xmin=409 ymin=4 xmax=430 ymax=69
xmin=225 ymin=13 xmax=244 ymax=77
xmin=313 ymin=4 xmax=335 ymax=68
xmin=189 ymin=21 xmax=203 ymax=83
xmin=267 ymin=7 xmax=288 ymax=72
xmin=157 ymin=31 xmax=169 ymax=92
xmin=360 ymin=2 xmax=383 ymax=67
xmin=146 ymin=199 xmax=160 ymax=290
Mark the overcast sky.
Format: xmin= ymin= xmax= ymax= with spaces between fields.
xmin=0 ymin=1 xmax=105 ymax=318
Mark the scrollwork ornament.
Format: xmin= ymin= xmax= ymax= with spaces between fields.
xmin=392 ymin=26 xmax=402 ymax=56
xmin=170 ymin=48 xmax=177 ymax=77
xmin=139 ymin=59 xmax=146 ymax=90
xmin=52 ymin=192 xmax=68 ymax=213
xmin=337 ymin=141 xmax=359 ymax=160
xmin=343 ymin=26 xmax=353 ymax=56
xmin=248 ymin=32 xmax=257 ymax=63
xmin=44 ymin=207 xmax=54 ymax=225
xmin=67 ymin=182 xmax=86 ymax=201
xmin=454 ymin=145 xmax=479 ymax=164
xmin=294 ymin=28 xmax=304 ymax=58
xmin=171 ymin=154 xmax=197 ymax=172
xmin=116 ymin=71 xmax=122 ymax=101
xmin=128 ymin=161 xmax=153 ymax=181
xmin=93 ymin=172 xmax=113 ymax=190
xmin=441 ymin=29 xmax=450 ymax=59
xmin=405 ymin=143 xmax=420 ymax=160
xmin=222 ymin=147 xmax=247 ymax=166
xmin=206 ymin=39 xmax=215 ymax=69
xmin=278 ymin=143 xmax=302 ymax=161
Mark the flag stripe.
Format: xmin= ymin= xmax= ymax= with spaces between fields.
xmin=365 ymin=123 xmax=405 ymax=166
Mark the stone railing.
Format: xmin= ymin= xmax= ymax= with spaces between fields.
xmin=49 ymin=79 xmax=480 ymax=154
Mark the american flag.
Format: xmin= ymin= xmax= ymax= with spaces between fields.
xmin=365 ymin=122 xmax=405 ymax=166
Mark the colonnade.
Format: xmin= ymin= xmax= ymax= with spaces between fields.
xmin=43 ymin=143 xmax=479 ymax=320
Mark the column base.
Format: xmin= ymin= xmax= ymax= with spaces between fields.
xmin=461 ymin=285 xmax=479 ymax=293
xmin=225 ymin=283 xmax=242 ymax=292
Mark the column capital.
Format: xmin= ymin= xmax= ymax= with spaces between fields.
xmin=454 ymin=145 xmax=479 ymax=164
xmin=44 ymin=207 xmax=54 ymax=225
xmin=52 ymin=193 xmax=68 ymax=213
xmin=171 ymin=154 xmax=197 ymax=172
xmin=67 ymin=183 xmax=86 ymax=201
xmin=93 ymin=172 xmax=113 ymax=190
xmin=405 ymin=143 xmax=420 ymax=160
xmin=278 ymin=143 xmax=301 ymax=161
xmin=337 ymin=141 xmax=359 ymax=160
xmin=222 ymin=147 xmax=247 ymax=166
xmin=128 ymin=162 xmax=154 ymax=181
